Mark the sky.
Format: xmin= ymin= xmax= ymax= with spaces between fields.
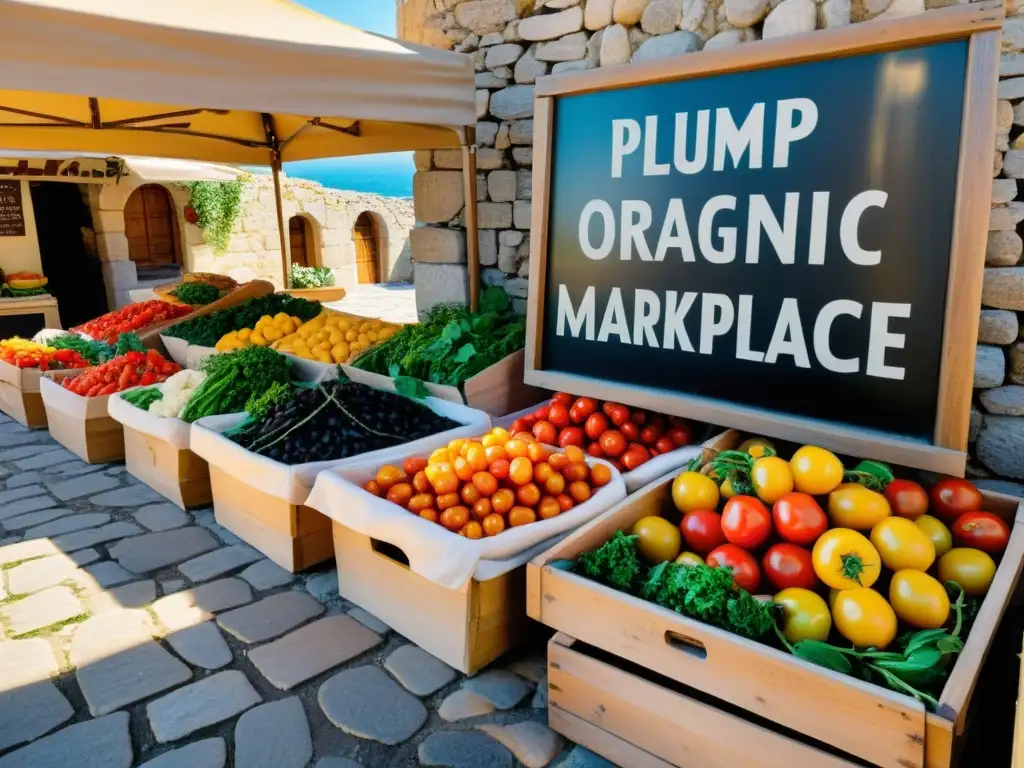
xmin=280 ymin=1 xmax=415 ymax=196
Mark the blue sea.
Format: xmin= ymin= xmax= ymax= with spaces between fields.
xmin=281 ymin=153 xmax=415 ymax=198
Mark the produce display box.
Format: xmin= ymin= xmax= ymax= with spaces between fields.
xmin=342 ymin=348 xmax=547 ymax=418
xmin=282 ymin=287 xmax=347 ymax=303
xmin=190 ymin=398 xmax=492 ymax=573
xmin=0 ymin=361 xmax=79 ymax=428
xmin=107 ymin=393 xmax=211 ymax=510
xmin=309 ymin=445 xmax=627 ymax=675
xmin=526 ymin=430 xmax=1024 ymax=768
xmin=39 ymin=374 xmax=124 ymax=463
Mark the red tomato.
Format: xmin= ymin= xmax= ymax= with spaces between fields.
xmin=548 ymin=403 xmax=570 ymax=429
xmin=584 ymin=413 xmax=610 ymax=441
xmin=706 ymin=545 xmax=760 ymax=592
xmin=680 ymin=509 xmax=726 ymax=555
xmin=587 ymin=441 xmax=605 ymax=458
xmin=620 ymin=421 xmax=640 ymax=441
xmin=667 ymin=425 xmax=692 ymax=447
xmin=721 ymin=496 xmax=772 ymax=550
xmin=762 ymin=543 xmax=817 ymax=590
xmin=772 ymin=492 xmax=828 ymax=546
xmin=557 ymin=427 xmax=585 ymax=448
xmin=654 ymin=436 xmax=675 ymax=454
xmin=631 ymin=410 xmax=647 ymax=425
xmin=569 ymin=397 xmax=598 ymax=424
xmin=602 ymin=403 xmax=630 ymax=427
xmin=532 ymin=420 xmax=558 ymax=444
xmin=622 ymin=443 xmax=650 ymax=471
xmin=885 ymin=479 xmax=930 ymax=520
xmin=930 ymin=478 xmax=983 ymax=523
xmin=534 ymin=406 xmax=550 ymax=422
xmin=552 ymin=392 xmax=574 ymax=406
xmin=509 ymin=418 xmax=530 ymax=435
xmin=952 ymin=511 xmax=1010 ymax=553
xmin=639 ymin=425 xmax=663 ymax=445
xmin=599 ymin=430 xmax=627 ymax=457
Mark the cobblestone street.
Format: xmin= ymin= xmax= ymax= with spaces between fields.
xmin=0 ymin=413 xmax=606 ymax=768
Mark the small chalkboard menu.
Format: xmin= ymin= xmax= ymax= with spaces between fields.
xmin=0 ymin=181 xmax=25 ymax=237
xmin=524 ymin=5 xmax=1001 ymax=475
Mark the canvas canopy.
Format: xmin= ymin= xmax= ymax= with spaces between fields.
xmin=0 ymin=0 xmax=481 ymax=299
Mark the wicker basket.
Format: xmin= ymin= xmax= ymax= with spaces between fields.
xmin=156 ymin=273 xmax=238 ymax=305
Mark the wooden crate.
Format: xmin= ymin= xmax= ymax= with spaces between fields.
xmin=282 ymin=287 xmax=347 ymax=303
xmin=0 ymin=362 xmax=78 ymax=429
xmin=527 ymin=432 xmax=1024 ymax=768
xmin=332 ymin=521 xmax=527 ymax=674
xmin=123 ymin=425 xmax=211 ymax=510
xmin=39 ymin=375 xmax=123 ymax=463
xmin=208 ymin=465 xmax=332 ymax=572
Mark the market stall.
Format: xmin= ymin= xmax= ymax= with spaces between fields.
xmin=521 ymin=2 xmax=1007 ymax=766
xmin=0 ymin=0 xmax=483 ymax=306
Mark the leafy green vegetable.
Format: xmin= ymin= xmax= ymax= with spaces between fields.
xmin=113 ymin=332 xmax=146 ymax=357
xmin=121 ymin=387 xmax=163 ymax=410
xmin=393 ymin=373 xmax=430 ymax=400
xmin=351 ymin=287 xmax=525 ymax=389
xmin=164 ymin=294 xmax=321 ymax=347
xmin=244 ymin=381 xmax=292 ymax=422
xmin=289 ymin=265 xmax=335 ymax=289
xmin=49 ymin=334 xmax=114 ymax=365
xmin=179 ymin=346 xmax=292 ymax=423
xmin=575 ymin=531 xmax=644 ymax=592
xmin=171 ymin=282 xmax=220 ymax=306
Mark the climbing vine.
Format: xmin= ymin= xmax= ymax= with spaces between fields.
xmin=184 ymin=177 xmax=247 ymax=255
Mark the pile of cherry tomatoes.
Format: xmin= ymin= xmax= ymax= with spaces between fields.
xmin=62 ymin=350 xmax=181 ymax=397
xmin=0 ymin=338 xmax=89 ymax=370
xmin=509 ymin=392 xmax=693 ymax=472
xmin=71 ymin=300 xmax=191 ymax=345
xmin=362 ymin=426 xmax=614 ymax=539
xmin=628 ymin=436 xmax=1008 ymax=649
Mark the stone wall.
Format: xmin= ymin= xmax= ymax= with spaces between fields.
xmin=90 ymin=172 xmax=414 ymax=307
xmin=400 ymin=0 xmax=1024 ymax=485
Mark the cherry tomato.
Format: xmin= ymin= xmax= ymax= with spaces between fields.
xmin=775 ymin=588 xmax=831 ymax=644
xmin=558 ymin=427 xmax=586 ymax=448
xmin=403 ymin=457 xmax=428 ymax=476
xmin=472 ymin=498 xmax=493 ymax=521
xmin=788 ymin=446 xmax=844 ymax=496
xmin=937 ymin=548 xmax=996 ymax=595
xmin=603 ymin=403 xmax=630 ymax=427
xmin=440 ymin=506 xmax=470 ymax=532
xmin=491 ymin=488 xmax=515 ymax=515
xmin=632 ymin=516 xmax=681 ymax=563
xmin=569 ymin=397 xmax=598 ymax=424
xmin=490 ymin=459 xmax=510 ymax=480
xmin=679 ymin=509 xmax=726 ymax=555
xmin=675 ymin=551 xmax=704 ymax=567
xmin=599 ymin=430 xmax=627 ymax=457
xmin=884 ymin=479 xmax=929 ymax=520
xmin=585 ymin=413 xmax=609 ymax=440
xmin=750 ymin=456 xmax=794 ymax=504
xmin=772 ymin=492 xmax=828 ymax=546
xmin=548 ymin=403 xmax=570 ymax=428
xmin=620 ymin=421 xmax=640 ymax=441
xmin=532 ymin=420 xmax=558 ymax=444
xmin=517 ymin=482 xmax=542 ymax=507
xmin=631 ymin=410 xmax=647 ymax=425
xmin=952 ymin=511 xmax=1010 ymax=553
xmin=721 ymin=496 xmax=771 ymax=550
xmin=538 ymin=496 xmax=562 ymax=519
xmin=534 ymin=405 xmax=550 ymax=421
xmin=590 ymin=464 xmax=612 ymax=487
xmin=762 ymin=543 xmax=817 ymax=590
xmin=654 ymin=436 xmax=675 ymax=454
xmin=556 ymin=493 xmax=575 ymax=511
xmin=482 ymin=513 xmax=505 ymax=536
xmin=552 ymin=392 xmax=574 ymax=406
xmin=706 ymin=544 xmax=761 ymax=592
xmin=667 ymin=424 xmax=692 ymax=447
xmin=621 ymin=443 xmax=650 ymax=471
xmin=930 ymin=478 xmax=983 ymax=523
xmin=915 ymin=515 xmax=953 ymax=558
xmin=587 ymin=441 xmax=605 ymax=458
xmin=639 ymin=425 xmax=663 ymax=445
xmin=509 ymin=506 xmax=537 ymax=527
xmin=832 ymin=588 xmax=897 ymax=649
xmin=672 ymin=471 xmax=720 ymax=514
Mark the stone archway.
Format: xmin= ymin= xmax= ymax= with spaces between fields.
xmin=123 ymin=184 xmax=182 ymax=267
xmin=288 ymin=214 xmax=316 ymax=267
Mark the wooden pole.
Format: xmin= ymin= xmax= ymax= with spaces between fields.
xmin=462 ymin=126 xmax=480 ymax=313
xmin=271 ymin=153 xmax=290 ymax=288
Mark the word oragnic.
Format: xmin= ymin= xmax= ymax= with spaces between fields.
xmin=556 ymin=98 xmax=910 ymax=381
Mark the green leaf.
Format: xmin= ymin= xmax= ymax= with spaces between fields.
xmin=791 ymin=641 xmax=854 ymax=674
xmin=394 ymin=375 xmax=429 ymax=400
xmin=936 ymin=635 xmax=964 ymax=654
xmin=479 ymin=286 xmax=510 ymax=313
xmin=453 ymin=343 xmax=477 ymax=364
xmin=441 ymin=322 xmax=462 ymax=342
xmin=902 ymin=629 xmax=950 ymax=656
xmin=388 ymin=363 xmax=400 ymax=378
xmin=853 ymin=460 xmax=895 ymax=486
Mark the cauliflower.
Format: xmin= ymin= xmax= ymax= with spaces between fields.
xmin=148 ymin=369 xmax=207 ymax=419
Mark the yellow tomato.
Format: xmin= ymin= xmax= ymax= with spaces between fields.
xmin=632 ymin=516 xmax=681 ymax=564
xmin=937 ymin=548 xmax=996 ymax=596
xmin=870 ymin=517 xmax=935 ymax=572
xmin=750 ymin=456 xmax=793 ymax=504
xmin=832 ymin=588 xmax=897 ymax=649
xmin=889 ymin=570 xmax=950 ymax=629
xmin=827 ymin=483 xmax=891 ymax=530
xmin=915 ymin=515 xmax=952 ymax=558
xmin=262 ymin=326 xmax=282 ymax=342
xmin=789 ymin=446 xmax=844 ymax=496
xmin=671 ymin=471 xmax=720 ymax=514
xmin=720 ymin=477 xmax=738 ymax=500
xmin=237 ymin=328 xmax=251 ymax=341
xmin=812 ymin=528 xmax=881 ymax=590
xmin=774 ymin=588 xmax=832 ymax=644
xmin=249 ymin=331 xmax=267 ymax=346
xmin=675 ymin=551 xmax=704 ymax=567
xmin=738 ymin=437 xmax=775 ymax=459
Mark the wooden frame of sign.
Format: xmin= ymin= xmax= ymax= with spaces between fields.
xmin=524 ymin=1 xmax=1002 ymax=476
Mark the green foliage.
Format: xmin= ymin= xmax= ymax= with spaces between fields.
xmin=179 ymin=346 xmax=292 ymax=422
xmin=121 ymin=387 xmax=164 ymax=411
xmin=289 ymin=265 xmax=335 ymax=289
xmin=576 ymin=531 xmax=644 ymax=592
xmin=49 ymin=334 xmax=113 ymax=365
xmin=171 ymin=282 xmax=220 ymax=306
xmin=113 ymin=332 xmax=146 ymax=357
xmin=164 ymin=294 xmax=322 ymax=347
xmin=185 ymin=179 xmax=245 ymax=254
xmin=351 ymin=287 xmax=526 ymax=388
xmin=245 ymin=381 xmax=292 ymax=421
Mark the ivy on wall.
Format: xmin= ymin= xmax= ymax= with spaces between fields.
xmin=184 ymin=176 xmax=247 ymax=254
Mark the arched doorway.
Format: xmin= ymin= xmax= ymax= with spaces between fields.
xmin=124 ymin=184 xmax=181 ymax=267
xmin=353 ymin=212 xmax=379 ymax=284
xmin=289 ymin=215 xmax=313 ymax=267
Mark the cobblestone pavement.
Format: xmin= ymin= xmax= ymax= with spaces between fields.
xmin=326 ymin=284 xmax=419 ymax=325
xmin=0 ymin=414 xmax=611 ymax=767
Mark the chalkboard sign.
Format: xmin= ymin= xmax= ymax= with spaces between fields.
xmin=0 ymin=181 xmax=25 ymax=237
xmin=524 ymin=6 xmax=1001 ymax=475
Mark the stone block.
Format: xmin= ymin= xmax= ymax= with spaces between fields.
xmin=488 ymin=170 xmax=518 ymax=202
xmin=726 ymin=0 xmax=771 ymax=26
xmin=614 ymin=0 xmax=651 ymax=25
xmin=455 ymin=0 xmax=517 ymax=34
xmin=434 ymin=149 xmax=464 ymax=170
xmin=413 ymin=172 xmax=465 ymax=224
xmin=476 ymin=89 xmax=490 ymax=119
xmin=490 ymin=86 xmax=536 ymax=120
xmin=993 ymin=179 xmax=1018 ymax=205
xmin=486 ymin=43 xmax=524 ymax=68
xmin=478 ymin=202 xmax=513 ymax=228
xmin=477 ymin=121 xmax=499 ymax=147
xmin=521 ymin=7 xmax=585 ymax=41
xmin=979 ymin=310 xmax=1019 ymax=345
xmin=498 ymin=244 xmax=518 ymax=273
xmin=476 ymin=71 xmax=507 ymax=88
xmin=1011 ymin=342 xmax=1024 ymax=385
xmin=513 ymin=147 xmax=534 ymax=165
xmin=983 ymin=267 xmax=1024 ymax=310
xmin=415 ymin=263 xmax=470 ymax=315
xmin=980 ymin=386 xmax=1024 ymax=416
xmin=97 ymin=232 xmax=130 ymax=262
xmin=552 ymin=60 xmax=595 ymax=73
xmin=515 ymin=47 xmax=550 ymax=83
xmin=1004 ymin=150 xmax=1024 ymax=179
xmin=510 ymin=120 xmax=534 ymax=145
xmin=642 ymin=0 xmax=684 ymax=32
xmin=479 ymin=229 xmax=499 ymax=266
xmin=975 ymin=344 xmax=1006 ymax=389
xmin=411 ymin=226 xmax=467 ymax=264
xmin=413 ymin=150 xmax=432 ymax=171
xmin=477 ymin=148 xmax=504 ymax=170
xmin=633 ymin=30 xmax=702 ymax=62
xmin=480 ymin=32 xmax=504 ymax=46
xmin=513 ymin=200 xmax=532 ymax=229
xmin=987 ymin=231 xmax=1023 ymax=267
xmin=999 ymin=77 xmax=1024 ymax=100
xmin=990 ymin=201 xmax=1024 ymax=231
xmin=586 ymin=0 xmax=615 ymax=28
xmin=536 ymin=31 xmax=589 ymax=61
xmin=763 ymin=0 xmax=816 ymax=38
xmin=1003 ymin=52 xmax=1024 ymax=77
xmin=516 ymin=170 xmax=533 ymax=200
xmin=976 ymin=415 xmax=1024 ymax=479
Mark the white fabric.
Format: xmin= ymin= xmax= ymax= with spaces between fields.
xmin=306 ymin=454 xmax=627 ymax=589
xmin=495 ymin=400 xmax=704 ymax=493
xmin=190 ymin=396 xmax=491 ymax=505
xmin=107 ymin=389 xmax=191 ymax=450
xmin=160 ymin=335 xmax=189 ymax=367
xmin=281 ymin=352 xmax=341 ymax=384
xmin=38 ymin=375 xmax=110 ymax=419
xmin=0 ymin=150 xmax=242 ymax=182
